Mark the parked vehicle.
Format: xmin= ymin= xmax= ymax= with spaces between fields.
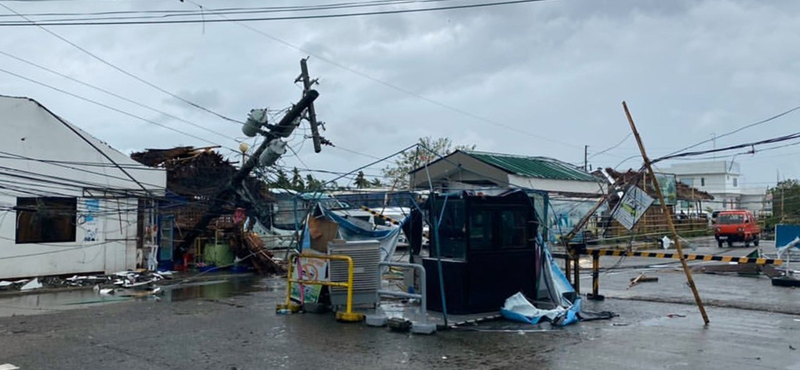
xmin=711 ymin=210 xmax=721 ymax=224
xmin=714 ymin=210 xmax=760 ymax=247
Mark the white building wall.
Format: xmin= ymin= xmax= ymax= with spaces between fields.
xmin=668 ymin=161 xmax=742 ymax=211
xmin=509 ymin=175 xmax=605 ymax=195
xmin=0 ymin=96 xmax=166 ymax=279
xmin=0 ymin=196 xmax=138 ymax=279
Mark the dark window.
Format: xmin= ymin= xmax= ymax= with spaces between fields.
xmin=469 ymin=211 xmax=493 ymax=250
xmin=468 ymin=206 xmax=531 ymax=251
xmin=717 ymin=214 xmax=744 ymax=224
xmin=431 ymin=199 xmax=466 ymax=259
xmin=701 ymin=178 xmax=705 ymax=187
xmin=500 ymin=210 xmax=527 ymax=248
xmin=16 ymin=197 xmax=77 ymax=244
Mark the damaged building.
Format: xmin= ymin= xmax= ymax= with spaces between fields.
xmin=131 ymin=146 xmax=282 ymax=274
xmin=0 ymin=95 xmax=166 ymax=280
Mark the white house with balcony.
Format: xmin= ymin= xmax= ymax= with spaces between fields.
xmin=665 ymin=160 xmax=770 ymax=214
xmin=665 ymin=161 xmax=742 ymax=211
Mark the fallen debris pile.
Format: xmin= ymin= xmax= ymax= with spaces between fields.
xmin=0 ymin=270 xmax=173 ymax=293
xmin=242 ymin=232 xmax=286 ymax=275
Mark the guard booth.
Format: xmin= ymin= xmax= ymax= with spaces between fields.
xmin=422 ymin=191 xmax=540 ymax=314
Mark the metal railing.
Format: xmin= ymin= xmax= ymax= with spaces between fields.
xmin=377 ymin=262 xmax=427 ymax=313
xmin=276 ymin=252 xmax=364 ymax=323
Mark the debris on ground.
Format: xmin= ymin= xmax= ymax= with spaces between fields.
xmin=696 ymin=264 xmax=761 ymax=275
xmin=628 ymin=273 xmax=659 ymax=289
xmin=387 ymin=317 xmax=412 ymax=332
xmin=0 ymin=270 xmax=173 ymax=293
xmin=242 ymin=232 xmax=286 ymax=275
xmin=20 ymin=278 xmax=43 ymax=291
xmin=666 ymin=313 xmax=686 ymax=318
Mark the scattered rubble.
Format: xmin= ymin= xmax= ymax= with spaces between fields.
xmin=0 ymin=270 xmax=172 ymax=293
xmin=628 ymin=273 xmax=659 ymax=289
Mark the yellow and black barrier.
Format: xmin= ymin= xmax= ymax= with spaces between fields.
xmin=588 ymin=249 xmax=783 ymax=266
xmin=585 ymin=248 xmax=783 ymax=301
xmin=360 ymin=205 xmax=432 ymax=239
xmin=360 ymin=206 xmax=402 ymax=226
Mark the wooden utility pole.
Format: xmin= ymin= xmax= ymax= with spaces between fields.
xmin=623 ymin=101 xmax=710 ymax=325
xmin=180 ymin=90 xmax=319 ymax=250
xmin=297 ymin=57 xmax=324 ymax=153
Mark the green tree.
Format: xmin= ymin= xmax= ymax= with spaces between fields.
xmin=769 ymin=179 xmax=800 ymax=226
xmin=305 ymin=174 xmax=323 ymax=191
xmin=382 ymin=136 xmax=475 ymax=189
xmin=291 ymin=167 xmax=305 ymax=192
xmin=354 ymin=171 xmax=370 ymax=189
xmin=272 ymin=168 xmax=292 ymax=189
xmin=370 ymin=178 xmax=383 ymax=187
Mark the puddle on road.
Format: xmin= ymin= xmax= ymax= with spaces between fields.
xmin=0 ymin=274 xmax=275 ymax=318
xmin=159 ymin=275 xmax=264 ymax=302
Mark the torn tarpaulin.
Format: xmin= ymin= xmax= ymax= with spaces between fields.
xmin=501 ymin=292 xmax=579 ymax=326
xmin=500 ymin=292 xmax=613 ymax=326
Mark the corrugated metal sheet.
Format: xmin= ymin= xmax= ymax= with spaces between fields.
xmin=464 ymin=151 xmax=597 ymax=182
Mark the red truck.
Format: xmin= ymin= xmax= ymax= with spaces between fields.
xmin=714 ymin=210 xmax=760 ymax=247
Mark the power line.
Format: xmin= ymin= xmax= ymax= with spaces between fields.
xmin=0 ymin=0 xmax=550 ymax=27
xmin=0 ymin=0 xmax=463 ymax=20
xmin=180 ymin=1 xmax=582 ymax=152
xmin=0 ymin=66 xmax=238 ymax=150
xmin=663 ymin=104 xmax=800 ymax=158
xmin=0 ymin=49 xmax=240 ymax=143
xmin=0 ymin=2 xmax=244 ymax=125
xmin=652 ymin=130 xmax=800 ymax=164
xmin=589 ymin=133 xmax=631 ymax=159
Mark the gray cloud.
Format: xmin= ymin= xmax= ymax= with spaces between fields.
xmin=1 ymin=0 xmax=799 ymax=187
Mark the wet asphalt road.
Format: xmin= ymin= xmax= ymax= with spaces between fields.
xmin=2 ymin=273 xmax=800 ymax=370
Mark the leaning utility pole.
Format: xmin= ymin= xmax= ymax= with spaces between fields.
xmin=623 ymin=101 xmax=710 ymax=325
xmin=180 ymin=61 xmax=321 ymax=250
xmin=296 ymin=57 xmax=325 ymax=153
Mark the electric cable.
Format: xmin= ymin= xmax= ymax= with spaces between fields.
xmin=0 ymin=0 xmax=551 ymax=27
xmin=0 ymin=67 xmax=239 ymax=151
xmin=0 ymin=49 xmax=241 ymax=143
xmin=0 ymin=2 xmax=245 ymax=125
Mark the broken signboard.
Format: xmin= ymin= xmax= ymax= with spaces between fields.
xmin=612 ymin=185 xmax=655 ymax=230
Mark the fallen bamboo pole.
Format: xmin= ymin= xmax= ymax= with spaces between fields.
xmin=623 ymin=101 xmax=710 ymax=325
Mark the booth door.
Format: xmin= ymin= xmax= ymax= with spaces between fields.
xmin=467 ymin=206 xmax=538 ymax=313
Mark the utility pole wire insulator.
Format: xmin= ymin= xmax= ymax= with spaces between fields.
xmin=180 ymin=89 xmax=320 ymax=250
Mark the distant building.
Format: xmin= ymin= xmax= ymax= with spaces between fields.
xmin=408 ymin=150 xmax=605 ymax=196
xmin=666 ymin=161 xmax=742 ymax=211
xmin=740 ymin=187 xmax=771 ymax=216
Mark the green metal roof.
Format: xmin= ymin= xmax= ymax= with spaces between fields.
xmin=463 ymin=150 xmax=598 ymax=182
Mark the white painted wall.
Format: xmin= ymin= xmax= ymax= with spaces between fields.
xmin=0 ymin=96 xmax=166 ymax=279
xmin=668 ymin=161 xmax=744 ymax=211
xmin=0 ymin=197 xmax=139 ymax=279
xmin=509 ymin=175 xmax=605 ymax=195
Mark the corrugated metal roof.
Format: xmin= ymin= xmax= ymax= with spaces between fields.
xmin=463 ymin=150 xmax=598 ymax=182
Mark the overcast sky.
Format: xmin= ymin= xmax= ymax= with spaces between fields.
xmin=1 ymin=0 xmax=799 ymax=189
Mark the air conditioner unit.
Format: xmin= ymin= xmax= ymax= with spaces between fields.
xmin=327 ymin=240 xmax=380 ymax=308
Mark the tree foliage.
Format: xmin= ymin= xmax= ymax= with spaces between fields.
xmin=770 ymin=179 xmax=800 ymax=225
xmin=354 ymin=171 xmax=370 ymax=189
xmin=267 ymin=167 xmax=327 ymax=192
xmin=382 ymin=136 xmax=476 ymax=189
